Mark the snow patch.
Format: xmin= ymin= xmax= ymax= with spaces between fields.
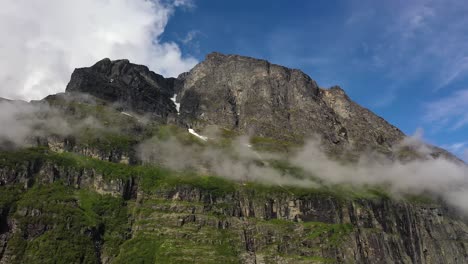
xmin=171 ymin=94 xmax=180 ymax=114
xmin=121 ymin=112 xmax=133 ymax=118
xmin=188 ymin=128 xmax=208 ymax=141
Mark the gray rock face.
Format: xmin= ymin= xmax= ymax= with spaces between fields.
xmin=62 ymin=53 xmax=461 ymax=160
xmin=66 ymin=58 xmax=178 ymax=120
xmin=139 ymin=185 xmax=468 ymax=264
xmin=179 ymin=53 xmax=405 ymax=153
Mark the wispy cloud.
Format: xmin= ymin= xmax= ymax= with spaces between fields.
xmin=370 ymin=86 xmax=397 ymax=108
xmin=424 ymin=89 xmax=468 ymax=130
xmin=181 ymin=30 xmax=201 ymax=44
xmin=445 ymin=142 xmax=468 ymax=153
xmin=264 ymin=1 xmax=468 ymax=101
xmin=344 ymin=1 xmax=468 ymax=90
xmin=173 ymin=0 xmax=194 ymax=8
xmin=0 ymin=0 xmax=198 ymax=100
xmin=438 ymin=57 xmax=468 ymax=90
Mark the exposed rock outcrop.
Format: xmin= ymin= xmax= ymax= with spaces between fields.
xmin=178 ymin=53 xmax=404 ymax=154
xmin=61 ymin=53 xmax=462 ymax=160
xmin=66 ymin=58 xmax=179 ymax=121
xmin=131 ymin=185 xmax=468 ymax=264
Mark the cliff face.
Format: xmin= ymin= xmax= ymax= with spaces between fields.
xmin=178 ymin=53 xmax=404 ymax=154
xmin=0 ymin=152 xmax=467 ymax=263
xmin=62 ymin=53 xmax=456 ymax=158
xmin=0 ymin=53 xmax=467 ymax=263
xmin=130 ymin=187 xmax=468 ymax=264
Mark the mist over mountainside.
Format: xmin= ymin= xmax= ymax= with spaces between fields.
xmin=0 ymin=53 xmax=467 ymax=263
xmin=64 ymin=53 xmax=461 ymax=161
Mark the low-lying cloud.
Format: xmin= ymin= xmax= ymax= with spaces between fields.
xmin=2 ymin=98 xmax=467 ymax=215
xmin=0 ymin=0 xmax=197 ymax=100
xmin=0 ymin=99 xmax=71 ymax=147
xmin=0 ymin=94 xmax=108 ymax=148
xmin=138 ymin=130 xmax=468 ymax=215
xmin=138 ymin=135 xmax=318 ymax=187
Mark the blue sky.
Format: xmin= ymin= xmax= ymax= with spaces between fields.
xmin=162 ymin=0 xmax=468 ymax=160
xmin=0 ymin=0 xmax=465 ymax=160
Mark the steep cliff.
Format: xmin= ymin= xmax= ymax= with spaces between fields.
xmin=0 ymin=53 xmax=467 ymax=264
xmin=0 ymin=148 xmax=467 ymax=263
xmin=178 ymin=53 xmax=405 ymax=154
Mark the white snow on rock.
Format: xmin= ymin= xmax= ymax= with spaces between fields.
xmin=188 ymin=128 xmax=208 ymax=141
xmin=121 ymin=112 xmax=142 ymax=122
xmin=121 ymin=112 xmax=133 ymax=117
xmin=171 ymin=94 xmax=180 ymax=114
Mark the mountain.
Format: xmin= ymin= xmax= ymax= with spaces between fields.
xmin=0 ymin=53 xmax=467 ymax=263
xmin=178 ymin=53 xmax=405 ymax=153
xmin=66 ymin=53 xmax=456 ymax=160
xmin=66 ymin=58 xmax=180 ymax=121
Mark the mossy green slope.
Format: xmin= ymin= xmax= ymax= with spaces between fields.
xmin=1 ymin=146 xmax=460 ymax=264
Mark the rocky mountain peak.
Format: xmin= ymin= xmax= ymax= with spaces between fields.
xmin=178 ymin=52 xmax=405 ymax=154
xmin=60 ymin=53 xmax=458 ymax=159
xmin=66 ymin=58 xmax=179 ymax=120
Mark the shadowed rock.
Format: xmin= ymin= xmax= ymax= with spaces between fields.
xmin=66 ymin=58 xmax=181 ymax=121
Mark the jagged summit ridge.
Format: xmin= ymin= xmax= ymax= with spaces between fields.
xmin=63 ymin=52 xmax=454 ymax=158
xmin=66 ymin=58 xmax=181 ymax=120
xmin=178 ymin=52 xmax=404 ymax=154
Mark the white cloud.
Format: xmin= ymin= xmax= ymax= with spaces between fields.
xmin=0 ymin=0 xmax=198 ymax=100
xmin=438 ymin=56 xmax=468 ymax=89
xmin=344 ymin=1 xmax=468 ymax=90
xmin=181 ymin=30 xmax=200 ymax=44
xmin=424 ymin=89 xmax=468 ymax=130
xmin=443 ymin=142 xmax=468 ymax=153
xmin=173 ymin=0 xmax=195 ymax=9
xmin=405 ymin=5 xmax=434 ymax=34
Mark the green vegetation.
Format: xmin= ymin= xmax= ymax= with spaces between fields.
xmin=0 ymin=146 xmax=48 ymax=167
xmin=9 ymin=183 xmax=98 ymax=263
xmin=269 ymin=159 xmax=312 ymax=180
xmin=113 ymin=234 xmax=162 ymax=263
xmin=250 ymin=135 xmax=301 ymax=152
xmin=0 ymin=146 xmax=398 ymax=204
xmin=304 ymin=222 xmax=354 ymax=246
xmin=76 ymin=128 xmax=137 ymax=152
xmin=153 ymin=125 xmax=206 ymax=146
xmin=404 ymin=193 xmax=436 ymax=205
xmin=0 ymin=185 xmax=23 ymax=211
xmin=114 ymin=228 xmax=239 ymax=264
xmin=396 ymin=146 xmax=425 ymax=161
xmin=283 ymin=255 xmax=336 ymax=263
xmin=76 ymin=190 xmax=130 ymax=256
xmin=0 ymin=147 xmax=238 ymax=197
xmin=0 ymin=142 xmax=442 ymax=263
xmin=3 ymin=182 xmax=130 ymax=263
